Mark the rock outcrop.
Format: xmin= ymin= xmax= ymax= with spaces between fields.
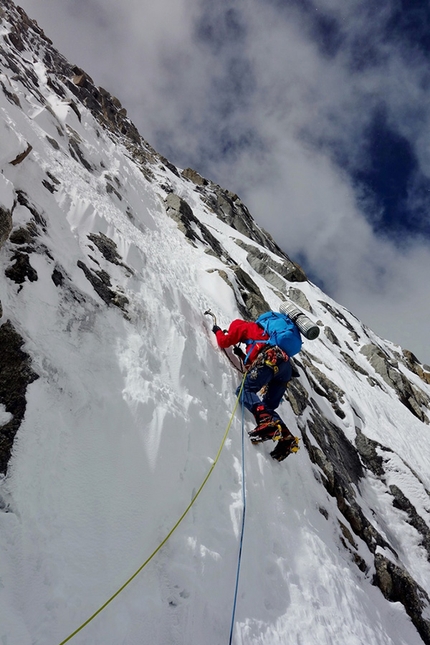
xmin=0 ymin=321 xmax=39 ymax=473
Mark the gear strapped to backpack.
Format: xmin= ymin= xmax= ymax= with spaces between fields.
xmin=245 ymin=311 xmax=303 ymax=363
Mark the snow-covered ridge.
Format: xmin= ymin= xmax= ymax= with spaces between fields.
xmin=1 ymin=2 xmax=430 ymax=644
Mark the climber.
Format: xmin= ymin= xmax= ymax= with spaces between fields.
xmin=212 ymin=313 xmax=302 ymax=461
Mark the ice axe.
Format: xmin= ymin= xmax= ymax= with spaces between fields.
xmin=204 ymin=309 xmax=246 ymax=372
xmin=204 ymin=309 xmax=217 ymax=326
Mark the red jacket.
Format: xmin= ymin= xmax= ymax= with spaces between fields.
xmin=215 ymin=319 xmax=269 ymax=364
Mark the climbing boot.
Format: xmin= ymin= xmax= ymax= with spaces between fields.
xmin=270 ymin=434 xmax=300 ymax=462
xmin=248 ymin=405 xmax=279 ymax=443
xmin=248 ymin=419 xmax=281 ymax=443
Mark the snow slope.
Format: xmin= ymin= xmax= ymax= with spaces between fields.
xmin=1 ymin=3 xmax=430 ymax=644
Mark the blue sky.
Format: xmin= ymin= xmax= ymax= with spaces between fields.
xmin=16 ymin=0 xmax=430 ymax=363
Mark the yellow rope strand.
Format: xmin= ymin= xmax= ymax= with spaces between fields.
xmin=58 ymin=375 xmax=246 ymax=645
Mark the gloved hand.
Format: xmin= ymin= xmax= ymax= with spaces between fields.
xmin=212 ymin=325 xmax=221 ymax=334
xmin=233 ymin=346 xmax=246 ymax=361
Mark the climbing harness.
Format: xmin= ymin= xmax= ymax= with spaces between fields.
xmin=58 ymin=374 xmax=247 ymax=645
xmin=247 ymin=346 xmax=289 ymax=378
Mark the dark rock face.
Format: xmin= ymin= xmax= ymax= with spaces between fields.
xmin=4 ymin=193 xmax=51 ymax=287
xmin=5 ymin=251 xmax=38 ymax=284
xmin=164 ymin=193 xmax=226 ymax=258
xmin=286 ymin=378 xmax=309 ymax=416
xmin=66 ymin=69 xmax=142 ymax=148
xmin=77 ymin=261 xmax=129 ymax=311
xmin=339 ymin=351 xmax=369 ymax=376
xmin=0 ymin=206 xmax=13 ymax=248
xmin=68 ymin=130 xmax=93 ymax=171
xmin=9 ymin=142 xmax=32 ymax=165
xmin=287 ymin=287 xmax=313 ymax=310
xmin=306 ymin=403 xmax=364 ymax=489
xmin=0 ymin=77 xmax=21 ymax=106
xmin=324 ymin=325 xmax=341 ymax=347
xmin=318 ymin=300 xmax=358 ymax=335
xmin=374 ymin=554 xmax=430 ymax=645
xmin=354 ymin=428 xmax=386 ymax=477
xmin=361 ymin=343 xmax=429 ymax=423
xmin=232 ymin=266 xmax=269 ymax=319
xmin=402 ymin=349 xmax=430 ymax=386
xmin=389 ymin=484 xmax=430 ymax=562
xmin=181 ymin=167 xmax=208 ymax=186
xmin=234 ymin=239 xmax=306 ymax=287
xmin=0 ymin=321 xmax=39 ymax=473
xmin=9 ymin=224 xmax=37 ymax=245
xmin=298 ymin=353 xmax=346 ymax=419
xmin=87 ymin=232 xmax=131 ymax=274
xmin=51 ymin=267 xmax=64 ymax=287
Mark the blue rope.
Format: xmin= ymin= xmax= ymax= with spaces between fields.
xmin=228 ymin=393 xmax=247 ymax=645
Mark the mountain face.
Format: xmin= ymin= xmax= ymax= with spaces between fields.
xmin=1 ymin=2 xmax=430 ymax=644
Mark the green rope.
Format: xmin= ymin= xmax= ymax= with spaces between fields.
xmin=58 ymin=374 xmax=247 ymax=645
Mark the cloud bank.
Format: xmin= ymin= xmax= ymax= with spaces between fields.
xmin=17 ymin=0 xmax=430 ymax=363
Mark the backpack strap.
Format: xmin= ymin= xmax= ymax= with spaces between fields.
xmin=243 ymin=337 xmax=269 ymax=364
xmin=243 ymin=313 xmax=280 ymax=363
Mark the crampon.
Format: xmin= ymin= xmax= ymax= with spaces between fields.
xmin=248 ymin=419 xmax=284 ymax=444
xmin=270 ymin=435 xmax=300 ymax=461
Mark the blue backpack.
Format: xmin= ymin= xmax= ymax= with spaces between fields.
xmin=254 ymin=311 xmax=302 ymax=358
